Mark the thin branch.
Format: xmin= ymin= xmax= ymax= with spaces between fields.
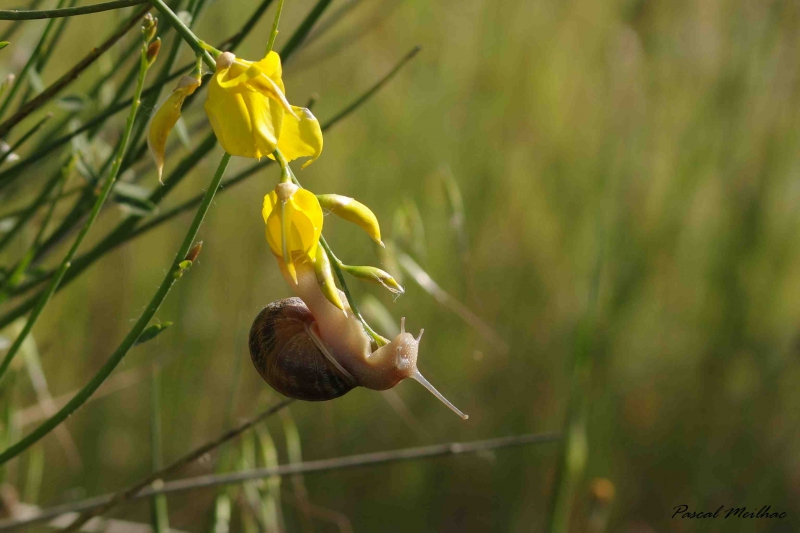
xmin=0 ymin=0 xmax=44 ymax=40
xmin=148 ymin=0 xmax=215 ymax=69
xmin=396 ymin=251 xmax=509 ymax=353
xmin=63 ymin=398 xmax=294 ymax=532
xmin=0 ymin=112 xmax=50 ymax=167
xmin=0 ymin=432 xmax=560 ymax=531
xmin=0 ymin=39 xmax=154 ymax=383
xmin=223 ymin=0 xmax=275 ymax=51
xmin=280 ymin=0 xmax=332 ymax=59
xmin=0 ymin=150 xmax=231 ymax=466
xmin=0 ymin=0 xmax=147 ymax=20
xmin=0 ymin=5 xmax=150 ymax=140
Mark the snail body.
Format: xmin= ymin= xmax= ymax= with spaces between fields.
xmin=248 ymin=263 xmax=467 ymax=419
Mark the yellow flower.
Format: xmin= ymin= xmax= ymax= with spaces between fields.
xmin=205 ymin=51 xmax=323 ymax=166
xmin=147 ymin=75 xmax=201 ymax=182
xmin=262 ymin=183 xmax=323 ymax=283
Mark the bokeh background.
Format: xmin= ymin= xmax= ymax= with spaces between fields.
xmin=1 ymin=0 xmax=800 ymax=531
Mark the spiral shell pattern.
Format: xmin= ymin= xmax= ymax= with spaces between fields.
xmin=249 ymin=298 xmax=356 ymax=401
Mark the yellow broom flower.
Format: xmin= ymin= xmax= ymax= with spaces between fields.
xmin=262 ymin=183 xmax=323 ymax=283
xmin=205 ymin=51 xmax=323 ymax=166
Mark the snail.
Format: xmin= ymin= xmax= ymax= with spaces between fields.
xmin=249 ymin=262 xmax=468 ymax=419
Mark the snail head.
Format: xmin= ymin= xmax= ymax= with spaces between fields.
xmin=389 ymin=318 xmax=468 ymax=420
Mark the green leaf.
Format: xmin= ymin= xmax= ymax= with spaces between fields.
xmin=0 ymin=42 xmax=9 ymax=51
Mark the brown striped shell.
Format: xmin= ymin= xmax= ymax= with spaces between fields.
xmin=248 ymin=298 xmax=357 ymax=401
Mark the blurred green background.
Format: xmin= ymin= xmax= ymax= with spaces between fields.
xmin=1 ymin=0 xmax=800 ymax=531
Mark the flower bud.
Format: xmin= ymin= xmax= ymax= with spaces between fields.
xmin=317 ymin=194 xmax=383 ymax=246
xmin=185 ymin=241 xmax=203 ymax=263
xmin=314 ymin=246 xmax=345 ymax=312
xmin=146 ymin=37 xmax=161 ymax=66
xmin=142 ymin=14 xmax=157 ymax=43
xmin=341 ymin=265 xmax=404 ymax=295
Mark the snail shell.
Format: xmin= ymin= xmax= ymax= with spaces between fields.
xmin=249 ymin=297 xmax=357 ymax=401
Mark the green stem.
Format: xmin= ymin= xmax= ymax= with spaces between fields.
xmin=0 ymin=0 xmax=147 ymax=20
xmin=149 ymin=365 xmax=170 ymax=533
xmin=0 ymin=0 xmax=67 ymax=121
xmin=0 ymin=152 xmax=231 ymax=466
xmin=265 ymin=0 xmax=284 ymax=55
xmin=280 ymin=0 xmax=331 ymax=59
xmin=0 ymin=41 xmax=153 ymax=383
xmin=0 ymin=0 xmax=44 ymax=40
xmin=0 ymin=4 xmax=150 ymax=142
xmin=0 ymin=112 xmax=50 ymax=167
xmin=0 ymin=159 xmax=62 ymax=257
xmin=0 ymin=157 xmax=74 ymax=303
xmin=0 ymin=185 xmax=80 ymax=222
xmin=319 ymin=237 xmax=388 ymax=346
xmin=225 ymin=0 xmax=275 ymax=51
xmin=148 ymin=0 xmax=214 ymax=68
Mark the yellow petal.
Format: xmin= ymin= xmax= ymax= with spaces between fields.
xmin=147 ymin=76 xmax=199 ymax=182
xmin=314 ymin=245 xmax=345 ymax=311
xmin=267 ymin=107 xmax=323 ymax=168
xmin=288 ymin=188 xmax=323 ymax=259
xmin=205 ymin=77 xmax=284 ymax=159
xmin=262 ymin=188 xmax=323 ymax=263
xmin=253 ymin=52 xmax=284 ymax=92
xmin=317 ymin=194 xmax=382 ymax=245
xmin=263 ymin=191 xmax=282 ymax=257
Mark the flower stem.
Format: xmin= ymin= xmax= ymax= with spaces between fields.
xmin=0 ymin=152 xmax=231 ymax=466
xmin=0 ymin=0 xmax=147 ymax=20
xmin=148 ymin=0 xmax=215 ymax=69
xmin=265 ymin=0 xmax=285 ymax=55
xmin=319 ymin=237 xmax=389 ymax=346
xmin=0 ymin=38 xmax=154 ymax=384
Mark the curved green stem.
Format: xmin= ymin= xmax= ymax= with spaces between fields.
xmin=0 ymin=42 xmax=153 ymax=382
xmin=148 ymin=0 xmax=214 ymax=69
xmin=319 ymin=237 xmax=389 ymax=346
xmin=0 ymin=152 xmax=231 ymax=466
xmin=0 ymin=0 xmax=147 ymax=20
